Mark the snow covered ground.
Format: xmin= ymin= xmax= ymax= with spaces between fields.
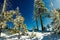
xmin=0 ymin=32 xmax=60 ymax=40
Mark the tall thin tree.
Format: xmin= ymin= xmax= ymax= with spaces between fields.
xmin=34 ymin=0 xmax=48 ymax=31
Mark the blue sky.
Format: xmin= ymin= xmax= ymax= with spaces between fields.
xmin=0 ymin=0 xmax=60 ymax=30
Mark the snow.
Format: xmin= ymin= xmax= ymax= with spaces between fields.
xmin=1 ymin=33 xmax=8 ymax=37
xmin=0 ymin=32 xmax=60 ymax=40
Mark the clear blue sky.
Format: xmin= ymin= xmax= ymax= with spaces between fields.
xmin=0 ymin=0 xmax=60 ymax=30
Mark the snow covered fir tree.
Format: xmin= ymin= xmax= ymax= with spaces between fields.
xmin=0 ymin=0 xmax=28 ymax=38
xmin=0 ymin=0 xmax=60 ymax=40
xmin=51 ymin=8 xmax=60 ymax=34
xmin=34 ymin=0 xmax=48 ymax=31
xmin=49 ymin=0 xmax=60 ymax=34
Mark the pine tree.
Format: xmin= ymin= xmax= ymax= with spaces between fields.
xmin=51 ymin=9 xmax=60 ymax=34
xmin=50 ymin=0 xmax=60 ymax=34
xmin=34 ymin=0 xmax=48 ymax=31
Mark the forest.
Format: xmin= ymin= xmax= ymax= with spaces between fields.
xmin=0 ymin=0 xmax=60 ymax=40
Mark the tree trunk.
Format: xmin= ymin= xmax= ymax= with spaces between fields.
xmin=18 ymin=25 xmax=20 ymax=39
xmin=36 ymin=17 xmax=39 ymax=30
xmin=0 ymin=25 xmax=2 ymax=37
xmin=0 ymin=28 xmax=1 ymax=37
xmin=40 ymin=13 xmax=44 ymax=31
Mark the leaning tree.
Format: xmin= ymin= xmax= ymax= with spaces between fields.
xmin=50 ymin=0 xmax=60 ymax=34
xmin=51 ymin=9 xmax=60 ymax=34
xmin=0 ymin=0 xmax=17 ymax=37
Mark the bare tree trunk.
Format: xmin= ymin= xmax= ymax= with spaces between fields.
xmin=40 ymin=13 xmax=44 ymax=31
xmin=36 ymin=17 xmax=39 ymax=30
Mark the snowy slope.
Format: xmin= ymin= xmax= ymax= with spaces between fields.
xmin=0 ymin=32 xmax=60 ymax=40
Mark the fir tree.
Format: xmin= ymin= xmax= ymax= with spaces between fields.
xmin=34 ymin=0 xmax=48 ymax=31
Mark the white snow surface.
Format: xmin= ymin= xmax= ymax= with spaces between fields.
xmin=0 ymin=32 xmax=60 ymax=40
